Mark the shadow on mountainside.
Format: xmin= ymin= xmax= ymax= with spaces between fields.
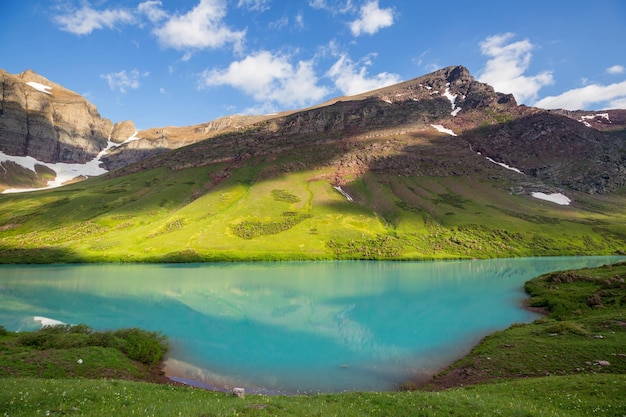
xmin=0 ymin=245 xmax=89 ymax=264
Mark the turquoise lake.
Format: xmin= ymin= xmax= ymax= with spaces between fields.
xmin=0 ymin=256 xmax=623 ymax=393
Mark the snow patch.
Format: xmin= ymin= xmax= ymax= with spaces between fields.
xmin=382 ymin=99 xmax=392 ymax=104
xmin=443 ymin=85 xmax=461 ymax=117
xmin=1 ymin=131 xmax=139 ymax=193
xmin=581 ymin=113 xmax=610 ymax=121
xmin=531 ymin=192 xmax=571 ymax=205
xmin=333 ymin=186 xmax=354 ymax=202
xmin=26 ymin=81 xmax=52 ymax=95
xmin=485 ymin=157 xmax=523 ymax=174
xmin=578 ymin=113 xmax=611 ymax=127
xmin=430 ymin=124 xmax=457 ymax=136
xmin=34 ymin=316 xmax=65 ymax=327
xmin=443 ymin=85 xmax=456 ymax=108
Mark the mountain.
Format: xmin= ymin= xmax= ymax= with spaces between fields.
xmin=108 ymin=65 xmax=626 ymax=195
xmin=0 ymin=69 xmax=241 ymax=190
xmin=2 ymin=66 xmax=625 ymax=194
xmin=0 ymin=66 xmax=625 ymax=262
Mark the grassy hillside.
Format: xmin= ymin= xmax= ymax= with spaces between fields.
xmin=1 ymin=148 xmax=625 ymax=263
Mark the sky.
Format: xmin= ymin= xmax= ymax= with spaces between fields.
xmin=2 ymin=0 xmax=626 ymax=130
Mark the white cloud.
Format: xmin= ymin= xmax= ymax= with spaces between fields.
xmin=327 ymin=53 xmax=401 ymax=95
xmin=478 ymin=33 xmax=553 ymax=103
xmin=152 ymin=0 xmax=246 ymax=51
xmin=295 ymin=13 xmax=304 ymax=29
xmin=534 ymin=80 xmax=626 ymax=110
xmin=412 ymin=49 xmax=430 ymax=67
xmin=199 ymin=51 xmax=330 ymax=109
xmin=137 ymin=0 xmax=167 ymax=23
xmin=237 ymin=0 xmax=271 ymax=12
xmin=101 ymin=70 xmax=149 ymax=93
xmin=269 ymin=16 xmax=289 ymax=30
xmin=349 ymin=0 xmax=394 ymax=36
xmin=53 ymin=2 xmax=135 ymax=35
xmin=607 ymin=65 xmax=625 ymax=75
xmin=309 ymin=0 xmax=355 ymax=14
xmin=610 ymin=97 xmax=626 ymax=109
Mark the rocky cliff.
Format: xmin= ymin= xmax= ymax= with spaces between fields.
xmin=0 ymin=69 xmax=112 ymax=163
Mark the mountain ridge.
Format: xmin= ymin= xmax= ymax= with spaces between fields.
xmin=2 ymin=65 xmax=625 ymax=194
xmin=1 ymin=66 xmax=625 ymax=262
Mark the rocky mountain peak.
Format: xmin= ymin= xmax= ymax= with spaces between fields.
xmin=1 ymin=69 xmax=113 ymax=164
xmin=429 ymin=65 xmax=473 ymax=83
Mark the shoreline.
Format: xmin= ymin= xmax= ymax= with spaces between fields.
xmin=162 ymin=358 xmax=293 ymax=395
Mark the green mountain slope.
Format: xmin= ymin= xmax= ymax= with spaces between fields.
xmin=1 ymin=150 xmax=624 ymax=263
xmin=0 ymin=66 xmax=625 ymax=263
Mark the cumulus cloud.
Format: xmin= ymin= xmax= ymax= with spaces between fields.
xmin=534 ymin=80 xmax=626 ymax=110
xmin=54 ymin=1 xmax=245 ymax=53
xmin=327 ymin=53 xmax=401 ymax=95
xmin=199 ymin=51 xmax=330 ymax=109
xmin=478 ymin=33 xmax=553 ymax=103
xmin=101 ymin=70 xmax=149 ymax=93
xmin=53 ymin=2 xmax=135 ymax=35
xmin=152 ymin=0 xmax=246 ymax=51
xmin=607 ymin=65 xmax=625 ymax=75
xmin=349 ymin=0 xmax=394 ymax=36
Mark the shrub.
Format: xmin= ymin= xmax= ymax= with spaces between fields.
xmin=87 ymin=331 xmax=119 ymax=348
xmin=271 ymin=189 xmax=301 ymax=203
xmin=114 ymin=328 xmax=169 ymax=366
xmin=16 ymin=324 xmax=93 ymax=349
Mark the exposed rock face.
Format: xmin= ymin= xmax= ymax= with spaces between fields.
xmin=0 ymin=69 xmax=112 ymax=163
xmin=110 ymin=120 xmax=136 ymax=143
xmin=465 ymin=111 xmax=626 ymax=194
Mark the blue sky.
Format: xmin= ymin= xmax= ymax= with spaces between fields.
xmin=2 ymin=0 xmax=626 ymax=129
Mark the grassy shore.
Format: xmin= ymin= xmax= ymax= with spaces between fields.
xmin=1 ymin=262 xmax=625 ymax=416
xmin=1 ymin=374 xmax=624 ymax=417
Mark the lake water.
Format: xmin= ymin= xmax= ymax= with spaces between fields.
xmin=0 ymin=256 xmax=623 ymax=393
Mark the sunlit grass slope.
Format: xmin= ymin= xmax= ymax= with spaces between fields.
xmin=0 ymin=154 xmax=625 ymax=262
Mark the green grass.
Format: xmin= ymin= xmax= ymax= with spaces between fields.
xmin=0 ymin=325 xmax=168 ymax=381
xmin=0 ymin=374 xmax=624 ymax=416
xmin=0 ymin=159 xmax=625 ymax=263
